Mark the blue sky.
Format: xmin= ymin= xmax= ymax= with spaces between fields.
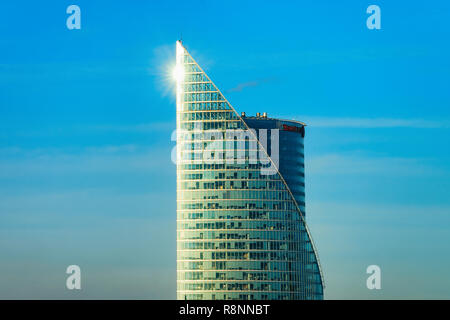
xmin=0 ymin=1 xmax=449 ymax=299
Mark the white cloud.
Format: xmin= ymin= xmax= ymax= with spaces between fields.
xmin=0 ymin=144 xmax=175 ymax=178
xmin=290 ymin=116 xmax=450 ymax=128
xmin=226 ymin=77 xmax=277 ymax=93
xmin=306 ymin=153 xmax=446 ymax=176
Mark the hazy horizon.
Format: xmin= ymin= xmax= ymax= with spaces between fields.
xmin=1 ymin=1 xmax=449 ymax=299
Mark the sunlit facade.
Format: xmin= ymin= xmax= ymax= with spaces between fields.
xmin=176 ymin=41 xmax=323 ymax=300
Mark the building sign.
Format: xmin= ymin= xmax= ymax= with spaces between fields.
xmin=282 ymin=124 xmax=305 ymax=137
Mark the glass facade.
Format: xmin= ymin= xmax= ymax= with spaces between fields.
xmin=243 ymin=118 xmax=307 ymax=216
xmin=176 ymin=41 xmax=323 ymax=300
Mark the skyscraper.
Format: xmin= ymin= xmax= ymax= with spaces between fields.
xmin=175 ymin=41 xmax=324 ymax=300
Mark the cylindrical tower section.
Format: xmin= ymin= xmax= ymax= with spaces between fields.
xmin=243 ymin=117 xmax=306 ymax=216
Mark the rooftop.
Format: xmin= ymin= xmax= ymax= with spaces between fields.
xmin=241 ymin=112 xmax=307 ymax=127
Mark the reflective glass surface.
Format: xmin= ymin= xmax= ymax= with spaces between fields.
xmin=176 ymin=42 xmax=323 ymax=300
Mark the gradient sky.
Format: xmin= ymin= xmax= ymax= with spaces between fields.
xmin=1 ymin=1 xmax=450 ymax=299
